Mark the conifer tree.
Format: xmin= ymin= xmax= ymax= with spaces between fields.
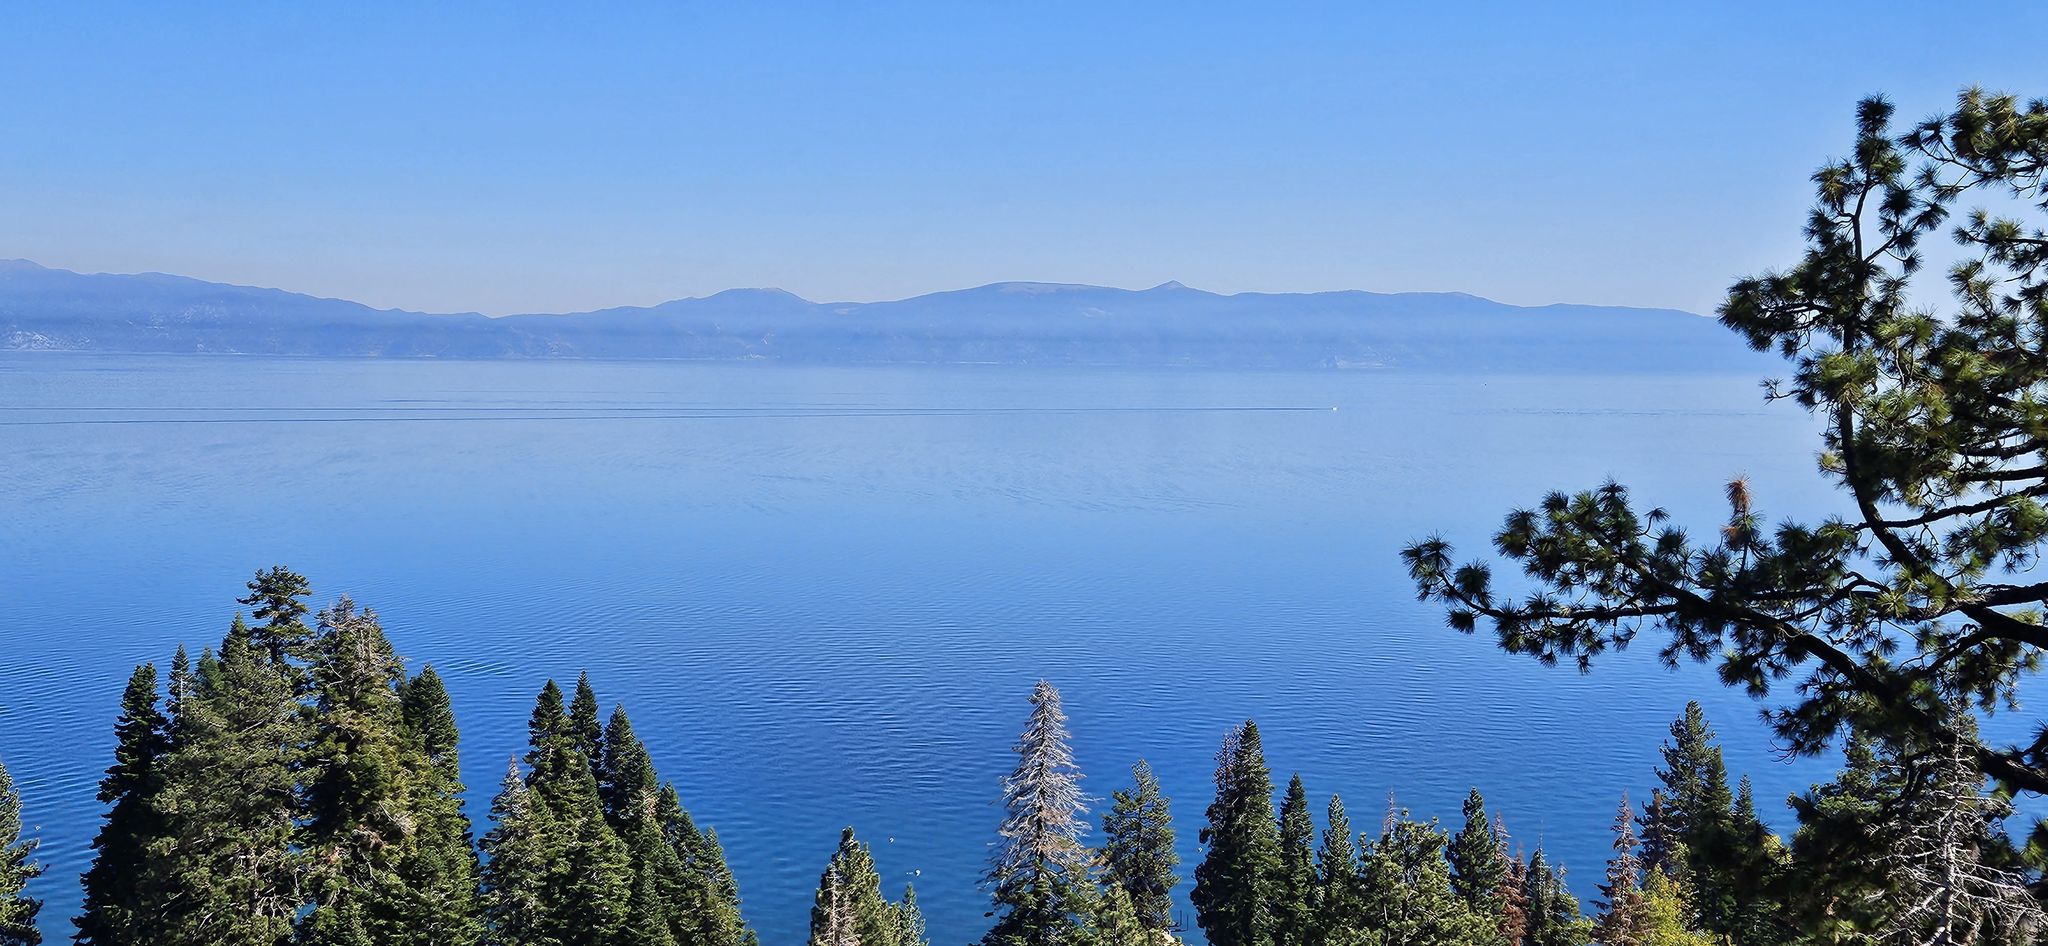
xmin=1355 ymin=811 xmax=1491 ymax=946
xmin=1099 ymin=760 xmax=1177 ymax=935
xmin=74 ymin=664 xmax=168 ymax=946
xmin=893 ymin=885 xmax=929 ymax=946
xmin=480 ymin=761 xmax=568 ymax=946
xmin=811 ymin=828 xmax=908 ymax=946
xmin=1403 ymin=88 xmax=2048 ymax=811
xmin=1446 ymin=788 xmax=1507 ymax=917
xmin=236 ymin=566 xmax=315 ymax=676
xmin=983 ymin=681 xmax=1090 ymax=946
xmin=599 ymin=705 xmax=660 ymax=827
xmin=687 ymin=826 xmax=756 ymax=946
xmin=1082 ymin=886 xmax=1150 ymax=946
xmin=657 ymin=784 xmax=754 ymax=946
xmin=568 ymin=673 xmax=604 ymax=770
xmin=1653 ymin=703 xmax=1739 ymax=934
xmin=1191 ymin=722 xmax=1280 ymax=946
xmin=1273 ymin=775 xmax=1317 ymax=946
xmin=622 ymin=820 xmax=682 ymax=946
xmin=0 ymin=758 xmax=41 ymax=946
xmin=164 ymin=645 xmax=193 ymax=736
xmin=150 ymin=619 xmax=305 ymax=946
xmin=392 ymin=666 xmax=483 ymax=946
xmin=1313 ymin=795 xmax=1362 ymax=944
xmin=300 ymin=597 xmax=420 ymax=944
xmin=1520 ymin=851 xmax=1588 ymax=946
xmin=1495 ymin=845 xmax=1530 ymax=946
xmin=523 ymin=681 xmax=575 ymax=792
xmin=1636 ymin=790 xmax=1680 ymax=883
xmin=1594 ymin=793 xmax=1646 ymax=946
xmin=492 ymin=684 xmax=634 ymax=946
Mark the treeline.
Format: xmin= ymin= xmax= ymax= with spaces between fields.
xmin=0 ymin=569 xmax=2041 ymax=945
xmin=0 ymin=569 xmax=750 ymax=946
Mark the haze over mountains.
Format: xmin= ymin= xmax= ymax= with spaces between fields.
xmin=0 ymin=259 xmax=1761 ymax=371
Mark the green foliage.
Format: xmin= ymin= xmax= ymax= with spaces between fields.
xmin=1274 ymin=774 xmax=1318 ymax=946
xmin=481 ymin=762 xmax=571 ymax=946
xmin=568 ymin=673 xmax=604 ymax=772
xmin=1594 ymin=794 xmax=1645 ymax=946
xmin=1314 ymin=795 xmax=1363 ymax=944
xmin=1099 ymin=760 xmax=1178 ymax=934
xmin=1633 ymin=872 xmax=1714 ymax=946
xmin=149 ymin=619 xmax=305 ymax=946
xmin=301 ymin=598 xmax=417 ymax=935
xmin=1446 ymin=788 xmax=1507 ymax=921
xmin=598 ymin=705 xmax=660 ymax=827
xmin=1356 ymin=811 xmax=1492 ymax=946
xmin=73 ymin=664 xmax=167 ymax=946
xmin=237 ymin=566 xmax=315 ymax=675
xmin=811 ymin=828 xmax=916 ymax=946
xmin=0 ymin=758 xmax=42 ymax=946
xmin=1521 ymin=850 xmax=1588 ymax=946
xmin=1649 ymin=703 xmax=1790 ymax=943
xmin=1402 ymin=88 xmax=2048 ymax=836
xmin=392 ymin=665 xmax=483 ymax=946
xmin=1079 ymin=885 xmax=1149 ymax=946
xmin=1191 ymin=721 xmax=1280 ymax=946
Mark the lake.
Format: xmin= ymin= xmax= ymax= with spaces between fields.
xmin=0 ymin=354 xmax=1837 ymax=942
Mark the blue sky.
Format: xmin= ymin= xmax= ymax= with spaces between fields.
xmin=3 ymin=2 xmax=2045 ymax=315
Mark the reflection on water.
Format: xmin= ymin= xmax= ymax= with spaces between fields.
xmin=0 ymin=354 xmax=1833 ymax=942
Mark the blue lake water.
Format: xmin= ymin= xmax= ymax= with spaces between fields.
xmin=0 ymin=354 xmax=1844 ymax=942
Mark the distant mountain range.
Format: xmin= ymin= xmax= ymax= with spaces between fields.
xmin=0 ymin=259 xmax=1763 ymax=371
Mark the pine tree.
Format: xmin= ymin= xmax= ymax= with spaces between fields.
xmin=392 ymin=666 xmax=483 ymax=946
xmin=1313 ymin=795 xmax=1362 ymax=944
xmin=300 ymin=597 xmax=420 ymax=943
xmin=1355 ymin=810 xmax=1490 ymax=946
xmin=1190 ymin=722 xmax=1280 ymax=946
xmin=599 ymin=705 xmax=660 ymax=827
xmin=1446 ymin=788 xmax=1507 ymax=918
xmin=687 ymin=826 xmax=756 ymax=946
xmin=1083 ymin=886 xmax=1150 ymax=946
xmin=74 ymin=664 xmax=168 ymax=946
xmin=480 ymin=761 xmax=569 ymax=946
xmin=1654 ymin=703 xmax=1739 ymax=935
xmin=1274 ymin=775 xmax=1317 ymax=946
xmin=0 ymin=758 xmax=41 ymax=946
xmin=1793 ymin=723 xmax=2045 ymax=945
xmin=893 ymin=885 xmax=929 ymax=946
xmin=658 ymin=784 xmax=754 ymax=946
xmin=1099 ymin=759 xmax=1177 ymax=935
xmin=492 ymin=684 xmax=634 ymax=946
xmin=1521 ymin=851 xmax=1588 ymax=946
xmin=1594 ymin=793 xmax=1646 ymax=946
xmin=1726 ymin=776 xmax=1790 ymax=945
xmin=544 ymin=747 xmax=632 ymax=945
xmin=1636 ymin=790 xmax=1680 ymax=883
xmin=236 ymin=566 xmax=315 ymax=676
xmin=983 ymin=681 xmax=1091 ymax=946
xmin=524 ymin=681 xmax=576 ymax=792
xmin=811 ymin=828 xmax=909 ymax=946
xmin=622 ymin=820 xmax=682 ymax=946
xmin=568 ymin=673 xmax=604 ymax=770
xmin=150 ymin=619 xmax=305 ymax=946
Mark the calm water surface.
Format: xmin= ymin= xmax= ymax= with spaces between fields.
xmin=1 ymin=354 xmax=1840 ymax=942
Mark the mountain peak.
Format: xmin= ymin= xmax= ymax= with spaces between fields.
xmin=1148 ymin=280 xmax=1189 ymax=291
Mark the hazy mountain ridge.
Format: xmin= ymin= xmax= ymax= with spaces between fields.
xmin=0 ymin=260 xmax=1761 ymax=370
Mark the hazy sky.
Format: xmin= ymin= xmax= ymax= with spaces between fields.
xmin=5 ymin=3 xmax=2046 ymax=316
